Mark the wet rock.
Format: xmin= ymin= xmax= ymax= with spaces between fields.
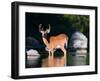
xmin=26 ymin=49 xmax=41 ymax=68
xmin=26 ymin=49 xmax=40 ymax=56
xmin=69 ymin=31 xmax=88 ymax=49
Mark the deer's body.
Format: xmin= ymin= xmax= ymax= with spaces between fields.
xmin=39 ymin=24 xmax=68 ymax=57
xmin=43 ymin=34 xmax=68 ymax=50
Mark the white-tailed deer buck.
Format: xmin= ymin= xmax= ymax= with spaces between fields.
xmin=39 ymin=24 xmax=68 ymax=57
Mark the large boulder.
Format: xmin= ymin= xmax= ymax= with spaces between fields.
xmin=69 ymin=31 xmax=88 ymax=49
xmin=26 ymin=37 xmax=40 ymax=49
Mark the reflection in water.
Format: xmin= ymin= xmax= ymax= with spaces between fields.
xmin=68 ymin=49 xmax=88 ymax=66
xmin=42 ymin=56 xmax=66 ymax=67
xmin=26 ymin=55 xmax=41 ymax=68
xmin=26 ymin=49 xmax=89 ymax=68
xmin=68 ymin=53 xmax=87 ymax=66
xmin=73 ymin=55 xmax=87 ymax=65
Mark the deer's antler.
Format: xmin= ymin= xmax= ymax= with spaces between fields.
xmin=39 ymin=24 xmax=42 ymax=32
xmin=46 ymin=24 xmax=51 ymax=33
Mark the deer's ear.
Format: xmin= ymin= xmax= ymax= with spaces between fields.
xmin=46 ymin=29 xmax=50 ymax=33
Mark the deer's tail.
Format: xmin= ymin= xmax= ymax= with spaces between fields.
xmin=65 ymin=36 xmax=69 ymax=49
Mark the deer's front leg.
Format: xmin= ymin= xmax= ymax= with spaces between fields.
xmin=48 ymin=51 xmax=51 ymax=57
xmin=51 ymin=49 xmax=54 ymax=57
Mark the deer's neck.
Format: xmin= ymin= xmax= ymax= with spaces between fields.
xmin=42 ymin=37 xmax=49 ymax=47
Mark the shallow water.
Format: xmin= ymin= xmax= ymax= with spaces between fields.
xmin=26 ymin=50 xmax=89 ymax=68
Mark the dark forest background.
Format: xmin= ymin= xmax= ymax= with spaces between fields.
xmin=25 ymin=12 xmax=89 ymax=50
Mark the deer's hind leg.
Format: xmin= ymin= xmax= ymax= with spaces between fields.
xmin=61 ymin=47 xmax=66 ymax=57
xmin=60 ymin=47 xmax=67 ymax=66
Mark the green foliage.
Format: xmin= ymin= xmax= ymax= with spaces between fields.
xmin=63 ymin=14 xmax=89 ymax=37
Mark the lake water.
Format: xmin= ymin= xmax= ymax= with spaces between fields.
xmin=26 ymin=50 xmax=89 ymax=68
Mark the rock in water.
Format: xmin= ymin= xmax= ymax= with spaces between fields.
xmin=26 ymin=49 xmax=40 ymax=68
xmin=26 ymin=49 xmax=40 ymax=56
xmin=69 ymin=31 xmax=88 ymax=49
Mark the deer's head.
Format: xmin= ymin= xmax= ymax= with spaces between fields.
xmin=39 ymin=24 xmax=51 ymax=38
